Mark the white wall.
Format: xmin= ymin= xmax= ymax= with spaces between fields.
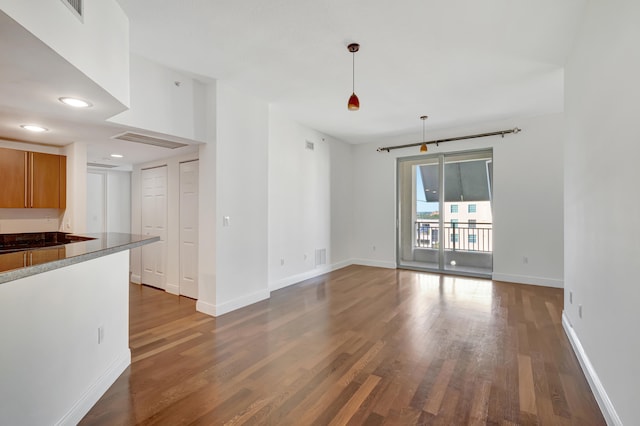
xmin=0 ymin=251 xmax=130 ymax=425
xmin=563 ymin=1 xmax=640 ymax=424
xmin=492 ymin=114 xmax=564 ymax=286
xmin=198 ymin=81 xmax=269 ymax=316
xmin=196 ymin=83 xmax=217 ymax=309
xmin=351 ymin=113 xmax=565 ymax=286
xmin=62 ymin=142 xmax=87 ymax=234
xmin=0 ymin=0 xmax=130 ymax=106
xmin=108 ymin=54 xmax=207 ymax=141
xmin=130 ymin=151 xmax=198 ymax=292
xmin=268 ymin=107 xmax=353 ymax=290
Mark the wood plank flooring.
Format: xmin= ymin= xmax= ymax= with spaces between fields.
xmin=81 ymin=266 xmax=605 ymax=425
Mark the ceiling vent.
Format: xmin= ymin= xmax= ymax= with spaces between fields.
xmin=87 ymin=162 xmax=118 ymax=169
xmin=112 ymin=132 xmax=189 ymax=149
xmin=61 ymin=0 xmax=83 ymax=21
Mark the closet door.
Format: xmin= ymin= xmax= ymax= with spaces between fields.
xmin=179 ymin=160 xmax=199 ymax=299
xmin=141 ymin=166 xmax=167 ymax=289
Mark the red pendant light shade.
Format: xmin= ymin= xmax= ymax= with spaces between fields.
xmin=348 ymin=92 xmax=360 ymax=110
xmin=347 ymin=43 xmax=360 ymax=111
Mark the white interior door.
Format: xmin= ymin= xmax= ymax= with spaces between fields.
xmin=141 ymin=166 xmax=167 ymax=289
xmin=179 ymin=160 xmax=199 ymax=299
xmin=86 ymin=171 xmax=106 ymax=234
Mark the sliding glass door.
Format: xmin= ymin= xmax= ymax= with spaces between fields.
xmin=397 ymin=150 xmax=493 ymax=277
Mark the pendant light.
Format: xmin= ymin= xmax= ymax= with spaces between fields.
xmin=419 ymin=115 xmax=428 ymax=152
xmin=347 ymin=43 xmax=360 ymax=111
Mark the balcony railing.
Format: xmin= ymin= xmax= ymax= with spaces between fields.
xmin=415 ymin=221 xmax=492 ymax=253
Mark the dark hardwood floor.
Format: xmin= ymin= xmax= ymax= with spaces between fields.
xmin=81 ymin=266 xmax=605 ymax=425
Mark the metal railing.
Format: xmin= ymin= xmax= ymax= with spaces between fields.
xmin=415 ymin=221 xmax=492 ymax=253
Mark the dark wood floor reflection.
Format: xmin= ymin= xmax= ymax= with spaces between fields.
xmin=81 ymin=266 xmax=605 ymax=425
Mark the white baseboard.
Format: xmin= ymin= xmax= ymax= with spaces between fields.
xmin=562 ymin=313 xmax=621 ymax=426
xmin=56 ymin=348 xmax=131 ymax=426
xmin=165 ymin=282 xmax=179 ymax=295
xmin=351 ymin=258 xmax=397 ymax=269
xmin=196 ymin=299 xmax=216 ymax=317
xmin=197 ymin=289 xmax=270 ymax=317
xmin=268 ymin=259 xmax=353 ymax=292
xmin=492 ymin=272 xmax=563 ymax=288
xmin=130 ymin=273 xmax=141 ymax=284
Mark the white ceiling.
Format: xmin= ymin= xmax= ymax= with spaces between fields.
xmin=0 ymin=0 xmax=587 ymax=167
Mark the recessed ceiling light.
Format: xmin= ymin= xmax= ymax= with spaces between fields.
xmin=59 ymin=97 xmax=92 ymax=108
xmin=110 ymin=154 xmax=124 ymax=158
xmin=20 ymin=124 xmax=48 ymax=132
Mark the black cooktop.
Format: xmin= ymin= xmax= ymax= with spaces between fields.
xmin=0 ymin=232 xmax=95 ymax=254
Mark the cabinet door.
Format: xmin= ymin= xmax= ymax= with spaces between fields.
xmin=29 ymin=247 xmax=65 ymax=265
xmin=0 ymin=147 xmax=28 ymax=208
xmin=30 ymin=152 xmax=62 ymax=208
xmin=0 ymin=251 xmax=27 ymax=272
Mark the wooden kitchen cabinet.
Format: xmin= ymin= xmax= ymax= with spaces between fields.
xmin=0 ymin=147 xmax=28 ymax=208
xmin=0 ymin=147 xmax=66 ymax=209
xmin=0 ymin=251 xmax=27 ymax=271
xmin=31 ymin=152 xmax=66 ymax=208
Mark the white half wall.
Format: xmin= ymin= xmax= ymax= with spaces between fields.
xmin=351 ymin=113 xmax=565 ymax=287
xmin=0 ymin=251 xmax=131 ymax=426
xmin=268 ymin=107 xmax=353 ymax=290
xmin=563 ymin=1 xmax=640 ymax=424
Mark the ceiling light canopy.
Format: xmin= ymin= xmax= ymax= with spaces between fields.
xmin=347 ymin=43 xmax=360 ymax=111
xmin=59 ymin=97 xmax=92 ymax=108
xmin=20 ymin=124 xmax=48 ymax=132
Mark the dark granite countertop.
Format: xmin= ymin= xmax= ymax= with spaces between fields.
xmin=0 ymin=232 xmax=159 ymax=284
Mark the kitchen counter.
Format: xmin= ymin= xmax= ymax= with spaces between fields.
xmin=0 ymin=232 xmax=159 ymax=284
xmin=0 ymin=232 xmax=159 ymax=425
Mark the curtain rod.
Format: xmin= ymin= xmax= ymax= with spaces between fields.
xmin=376 ymin=127 xmax=521 ymax=153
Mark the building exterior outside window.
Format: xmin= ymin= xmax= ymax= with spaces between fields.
xmin=451 ymin=204 xmax=458 ymax=213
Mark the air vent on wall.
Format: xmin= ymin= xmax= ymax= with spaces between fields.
xmin=112 ymin=132 xmax=189 ymax=149
xmin=87 ymin=162 xmax=118 ymax=169
xmin=61 ymin=0 xmax=83 ymax=20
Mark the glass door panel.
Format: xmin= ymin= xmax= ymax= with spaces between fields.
xmin=397 ymin=150 xmax=493 ymax=278
xmin=442 ymin=151 xmax=493 ymax=276
xmin=397 ymin=156 xmax=441 ymax=270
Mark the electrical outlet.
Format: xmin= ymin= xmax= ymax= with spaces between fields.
xmin=280 ymin=258 xmax=284 ymax=266
xmin=372 ymin=245 xmax=376 ymax=251
xmin=569 ymin=291 xmax=573 ymax=304
xmin=98 ymin=325 xmax=105 ymax=344
xmin=522 ymin=256 xmax=528 ymax=264
xmin=578 ymin=304 xmax=582 ymax=319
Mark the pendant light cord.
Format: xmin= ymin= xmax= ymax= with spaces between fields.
xmin=352 ymin=52 xmax=355 ymax=93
